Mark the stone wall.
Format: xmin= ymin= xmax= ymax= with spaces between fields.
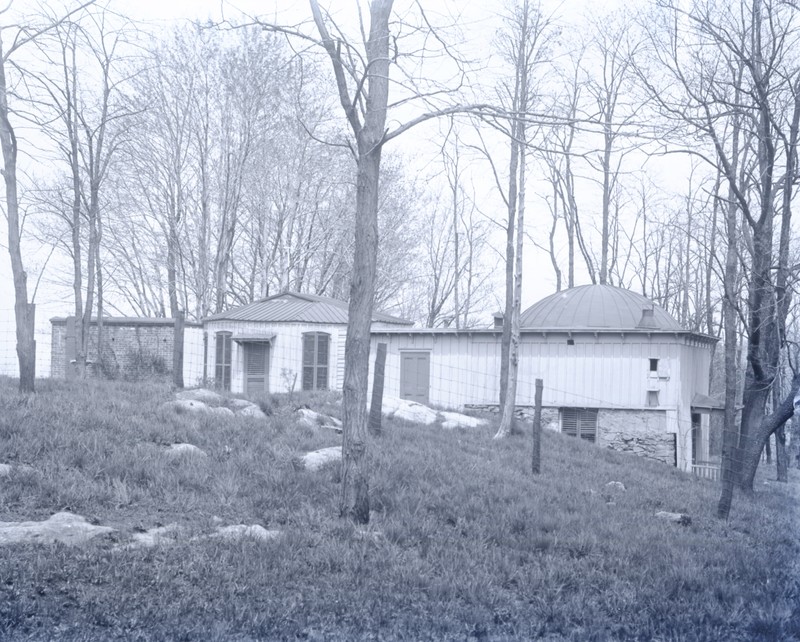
xmin=466 ymin=403 xmax=675 ymax=465
xmin=50 ymin=317 xmax=201 ymax=379
xmin=597 ymin=408 xmax=675 ymax=465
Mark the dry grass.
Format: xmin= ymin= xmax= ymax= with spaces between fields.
xmin=0 ymin=377 xmax=797 ymax=641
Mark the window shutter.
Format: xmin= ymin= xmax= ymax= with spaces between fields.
xmin=317 ymin=334 xmax=329 ymax=389
xmin=562 ymin=408 xmax=578 ymax=437
xmin=578 ymin=408 xmax=597 ymax=442
xmin=302 ymin=334 xmax=315 ymax=366
xmin=317 ymin=334 xmax=329 ymax=366
xmin=302 ymin=334 xmax=314 ymax=390
xmin=301 ymin=333 xmax=330 ymax=391
xmin=215 ymin=332 xmax=231 ymax=391
xmin=561 ymin=408 xmax=597 ymax=442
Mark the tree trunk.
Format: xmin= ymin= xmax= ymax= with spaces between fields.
xmin=775 ymin=424 xmax=788 ymax=483
xmin=499 ymin=136 xmax=518 ymax=410
xmin=737 ymin=381 xmax=798 ymax=491
xmin=496 ymin=0 xmax=530 ymax=438
xmin=717 ymin=172 xmax=741 ymax=519
xmin=0 ymin=36 xmax=35 ymax=394
xmin=327 ymin=0 xmax=393 ymax=524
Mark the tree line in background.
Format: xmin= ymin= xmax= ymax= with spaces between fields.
xmin=2 ymin=0 xmax=800 ymax=521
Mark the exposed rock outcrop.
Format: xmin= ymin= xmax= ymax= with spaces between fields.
xmin=0 ymin=512 xmax=114 ymax=546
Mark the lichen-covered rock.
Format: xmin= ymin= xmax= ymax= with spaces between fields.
xmin=0 ymin=512 xmax=114 ymax=546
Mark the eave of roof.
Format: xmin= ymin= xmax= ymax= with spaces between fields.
xmin=369 ymin=326 xmax=718 ymax=343
xmin=202 ymin=291 xmax=412 ymax=326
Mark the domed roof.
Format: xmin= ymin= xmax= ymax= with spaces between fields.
xmin=519 ymin=284 xmax=683 ymax=331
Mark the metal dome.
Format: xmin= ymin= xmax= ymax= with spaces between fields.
xmin=519 ymin=284 xmax=683 ymax=331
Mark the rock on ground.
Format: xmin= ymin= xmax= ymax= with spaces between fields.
xmin=377 ymin=397 xmax=485 ymax=429
xmin=380 ymin=397 xmax=438 ymax=425
xmin=212 ymin=525 xmax=281 ymax=542
xmin=300 ymin=446 xmax=342 ymax=471
xmin=440 ymin=411 xmax=486 ymax=430
xmin=208 ymin=405 xmax=235 ymax=418
xmin=605 ymin=481 xmax=626 ymax=492
xmin=127 ymin=523 xmax=181 ymax=548
xmin=0 ymin=512 xmax=114 ymax=546
xmin=655 ymin=511 xmax=692 ymax=526
xmin=237 ymin=403 xmax=268 ymax=420
xmin=297 ymin=408 xmax=342 ymax=432
xmin=161 ymin=398 xmax=234 ymax=418
xmin=166 ymin=443 xmax=207 ymax=458
xmin=176 ymin=388 xmax=223 ymax=404
xmin=161 ymin=399 xmax=210 ymax=415
xmin=0 ymin=463 xmax=34 ymax=477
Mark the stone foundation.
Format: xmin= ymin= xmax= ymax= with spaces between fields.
xmin=597 ymin=409 xmax=675 ymax=465
xmin=466 ymin=403 xmax=675 ymax=465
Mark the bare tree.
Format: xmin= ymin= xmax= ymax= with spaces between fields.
xmin=0 ymin=0 xmax=95 ymax=393
xmin=641 ymin=0 xmax=800 ymax=513
xmin=495 ymin=0 xmax=553 ymax=439
xmin=253 ymin=0 xmax=501 ymax=522
xmin=30 ymin=10 xmax=133 ymax=376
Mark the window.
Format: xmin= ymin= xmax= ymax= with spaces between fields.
xmin=561 ymin=408 xmax=598 ymax=443
xmin=302 ymin=332 xmax=329 ymax=391
xmin=647 ymin=390 xmax=659 ymax=407
xmin=649 ymin=358 xmax=659 ymax=373
xmin=215 ymin=332 xmax=232 ymax=391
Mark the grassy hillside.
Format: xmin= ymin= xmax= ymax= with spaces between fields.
xmin=0 ymin=377 xmax=797 ymax=641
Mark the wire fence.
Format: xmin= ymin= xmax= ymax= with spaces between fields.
xmin=0 ymin=308 xmax=54 ymax=378
xmin=1 ymin=309 xmax=792 ymax=483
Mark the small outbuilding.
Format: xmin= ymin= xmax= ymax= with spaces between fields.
xmin=368 ymin=284 xmax=720 ymax=473
xmin=203 ymin=291 xmax=412 ymax=396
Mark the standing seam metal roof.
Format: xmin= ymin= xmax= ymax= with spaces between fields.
xmin=203 ymin=292 xmax=413 ymax=325
xmin=519 ymin=284 xmax=684 ymax=331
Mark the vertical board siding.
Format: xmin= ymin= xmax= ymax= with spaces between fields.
xmin=369 ymin=331 xmax=713 ymax=420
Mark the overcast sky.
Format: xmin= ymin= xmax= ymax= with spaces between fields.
xmin=0 ymin=0 xmax=640 ymax=344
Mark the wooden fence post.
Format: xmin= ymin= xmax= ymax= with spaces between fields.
xmin=368 ymin=342 xmax=387 ymax=436
xmin=532 ymin=378 xmax=543 ymax=474
xmin=172 ymin=310 xmax=185 ymax=389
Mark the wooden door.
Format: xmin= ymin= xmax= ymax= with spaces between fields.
xmin=400 ymin=351 xmax=430 ymax=404
xmin=245 ymin=343 xmax=270 ymax=397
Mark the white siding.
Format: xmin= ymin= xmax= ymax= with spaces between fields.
xmin=371 ymin=332 xmax=699 ymax=410
xmin=204 ymin=320 xmax=346 ymax=395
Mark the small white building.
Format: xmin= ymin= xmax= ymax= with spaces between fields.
xmin=368 ymin=285 xmax=720 ymax=472
xmin=203 ymin=292 xmax=411 ymax=396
